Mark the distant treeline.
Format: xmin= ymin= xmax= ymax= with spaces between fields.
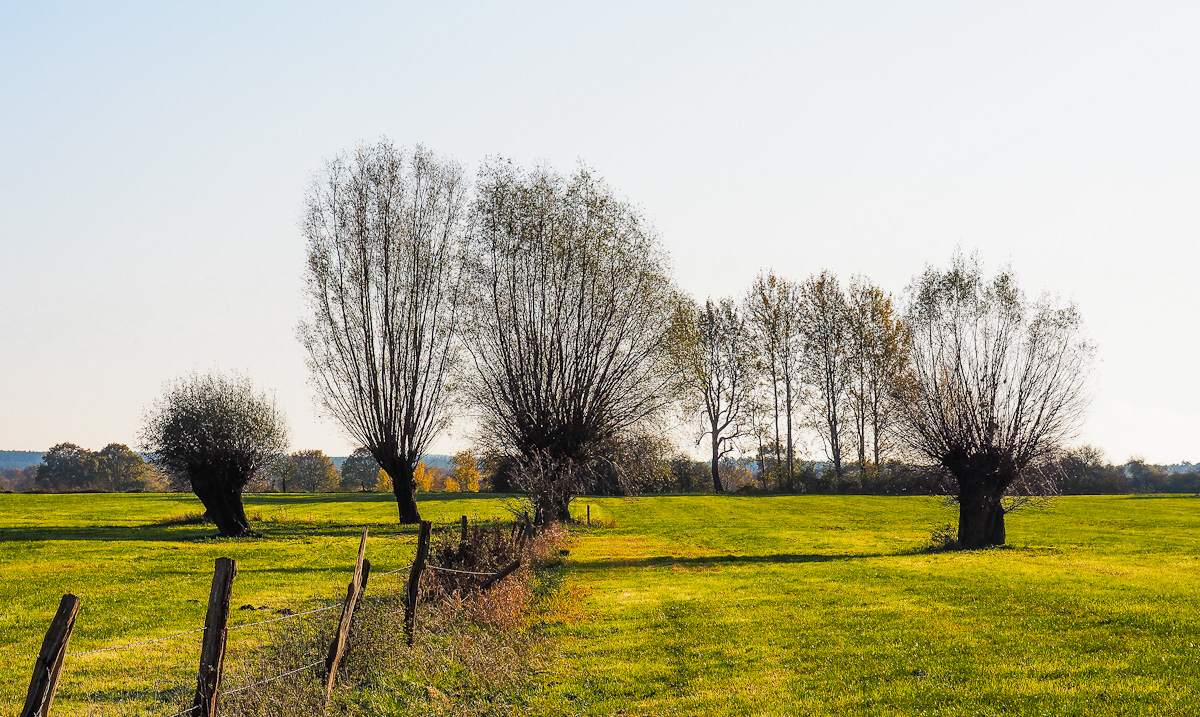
xmin=483 ymin=439 xmax=1200 ymax=497
xmin=657 ymin=448 xmax=1200 ymax=497
xmin=0 ymin=444 xmax=460 ymax=494
xmin=3 ymin=442 xmax=1195 ymax=498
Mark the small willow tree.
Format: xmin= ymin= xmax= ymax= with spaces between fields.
xmin=300 ymin=141 xmax=466 ymax=523
xmin=141 ymin=371 xmax=288 ymax=537
xmin=463 ymin=161 xmax=682 ymax=523
xmin=893 ymin=253 xmax=1092 ymax=548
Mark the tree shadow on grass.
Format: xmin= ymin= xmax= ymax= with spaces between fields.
xmin=569 ymin=552 xmax=886 ymax=571
xmin=241 ymin=491 xmax=516 ymax=506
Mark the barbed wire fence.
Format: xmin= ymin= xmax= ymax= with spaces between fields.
xmin=16 ymin=515 xmax=528 ymax=717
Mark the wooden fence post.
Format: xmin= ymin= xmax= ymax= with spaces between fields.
xmin=20 ymin=593 xmax=81 ymax=717
xmin=404 ymin=521 xmax=432 ymax=647
xmin=460 ymin=515 xmax=468 ymax=544
xmin=516 ymin=520 xmax=529 ymax=553
xmin=587 ymin=505 xmax=590 ymax=526
xmin=324 ymin=528 xmax=370 ymax=706
xmin=192 ymin=558 xmax=237 ymax=717
xmin=479 ymin=558 xmax=521 ymax=592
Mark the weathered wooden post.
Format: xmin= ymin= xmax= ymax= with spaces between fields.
xmin=516 ymin=520 xmax=529 ymax=553
xmin=192 ymin=558 xmax=237 ymax=717
xmin=404 ymin=521 xmax=432 ymax=647
xmin=460 ymin=515 xmax=468 ymax=544
xmin=324 ymin=528 xmax=370 ymax=706
xmin=20 ymin=594 xmax=81 ymax=717
xmin=479 ymin=558 xmax=522 ymax=592
xmin=587 ymin=504 xmax=590 ymax=526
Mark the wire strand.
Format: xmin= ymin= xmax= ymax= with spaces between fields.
xmin=372 ymin=563 xmax=414 ymax=577
xmin=222 ymin=659 xmax=325 ymax=696
xmin=427 ymin=565 xmax=498 ymax=577
xmin=163 ymin=705 xmax=198 ymax=717
xmin=68 ymin=626 xmax=207 ymax=657
xmin=226 ymin=603 xmax=343 ymax=631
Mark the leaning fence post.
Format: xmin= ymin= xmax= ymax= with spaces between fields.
xmin=587 ymin=504 xmax=591 ymax=526
xmin=460 ymin=515 xmax=468 ymax=544
xmin=20 ymin=593 xmax=81 ymax=717
xmin=479 ymin=558 xmax=522 ymax=592
xmin=192 ymin=557 xmax=237 ymax=717
xmin=324 ymin=528 xmax=370 ymax=707
xmin=404 ymin=521 xmax=432 ymax=647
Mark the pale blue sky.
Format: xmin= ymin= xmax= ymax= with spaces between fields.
xmin=2 ymin=1 xmax=1197 ymax=463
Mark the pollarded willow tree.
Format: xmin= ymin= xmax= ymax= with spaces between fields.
xmin=893 ymin=253 xmax=1092 ymax=548
xmin=141 ymin=371 xmax=288 ymax=537
xmin=463 ymin=161 xmax=683 ymax=523
xmin=300 ymin=141 xmax=466 ymax=523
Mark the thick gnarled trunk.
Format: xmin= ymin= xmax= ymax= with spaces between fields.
xmin=533 ymin=492 xmax=573 ymax=525
xmin=956 ymin=489 xmax=1006 ymax=548
xmin=194 ymin=483 xmax=253 ymax=537
xmin=382 ymin=458 xmax=421 ymax=524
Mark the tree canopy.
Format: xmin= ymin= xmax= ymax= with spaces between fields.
xmin=141 ymin=371 xmax=288 ymax=537
xmin=892 ymin=253 xmax=1092 ymax=547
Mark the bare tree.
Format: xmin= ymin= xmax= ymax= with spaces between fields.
xmin=300 ymin=141 xmax=466 ymax=523
xmin=797 ymin=271 xmax=851 ymax=481
xmin=677 ymin=298 xmax=755 ymax=493
xmin=892 ymin=253 xmax=1092 ymax=548
xmin=463 ymin=161 xmax=682 ymax=523
xmin=744 ymin=271 xmax=802 ymax=488
xmin=141 ymin=371 xmax=288 ymax=537
xmin=846 ymin=277 xmax=907 ymax=474
xmin=744 ymin=385 xmax=776 ymax=487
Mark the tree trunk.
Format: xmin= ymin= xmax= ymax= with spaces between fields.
xmin=830 ymin=414 xmax=844 ymax=481
xmin=381 ymin=459 xmax=421 ymax=524
xmin=784 ymin=377 xmax=794 ymax=487
xmin=771 ymin=373 xmax=782 ymax=480
xmin=871 ymin=404 xmax=881 ymax=472
xmin=957 ymin=490 xmax=1006 ymax=548
xmin=531 ymin=476 xmax=573 ymax=525
xmin=711 ymin=432 xmax=724 ymax=493
xmin=857 ymin=414 xmax=866 ymax=473
xmin=193 ymin=483 xmax=253 ymax=537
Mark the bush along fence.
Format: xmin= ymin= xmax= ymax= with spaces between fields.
xmin=18 ymin=517 xmax=527 ymax=717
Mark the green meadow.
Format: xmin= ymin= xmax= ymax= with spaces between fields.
xmin=0 ymin=493 xmax=518 ymax=715
xmin=2 ymin=493 xmax=1198 ymax=715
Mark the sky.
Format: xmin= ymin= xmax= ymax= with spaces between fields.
xmin=1 ymin=1 xmax=1197 ymax=463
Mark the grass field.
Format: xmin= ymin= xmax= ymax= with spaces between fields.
xmin=2 ymin=492 xmax=1198 ymax=715
xmin=530 ymin=495 xmax=1200 ymax=716
xmin=0 ymin=492 xmax=520 ymax=715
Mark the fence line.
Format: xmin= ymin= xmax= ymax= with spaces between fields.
xmin=21 ymin=515 xmax=526 ymax=717
xmin=427 ymin=564 xmax=500 ymax=577
xmin=66 ymin=625 xmax=207 ymax=657
xmin=371 ymin=562 xmax=414 ymax=578
xmin=221 ymin=659 xmax=325 ymax=696
xmin=67 ymin=598 xmax=353 ymax=657
xmin=226 ymin=603 xmax=343 ymax=631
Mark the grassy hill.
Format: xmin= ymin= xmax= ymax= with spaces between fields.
xmin=1 ymin=493 xmax=1197 ymax=715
